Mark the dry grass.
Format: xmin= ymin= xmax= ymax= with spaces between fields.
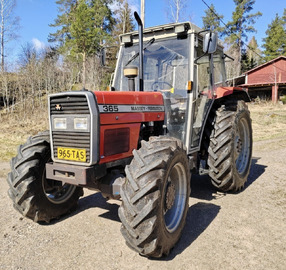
xmin=248 ymin=102 xmax=286 ymax=141
xmin=0 ymin=106 xmax=49 ymax=161
xmin=0 ymin=100 xmax=285 ymax=161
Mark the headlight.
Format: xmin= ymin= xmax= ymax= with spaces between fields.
xmin=54 ymin=118 xmax=67 ymax=129
xmin=74 ymin=118 xmax=88 ymax=130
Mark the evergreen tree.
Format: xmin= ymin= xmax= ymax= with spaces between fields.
xmin=224 ymin=0 xmax=262 ymax=74
xmin=104 ymin=0 xmax=134 ymax=84
xmin=241 ymin=48 xmax=257 ymax=72
xmin=282 ymin=8 xmax=286 ymax=30
xmin=262 ymin=11 xmax=286 ymax=62
xmin=48 ymin=0 xmax=77 ymax=46
xmin=241 ymin=36 xmax=262 ymax=72
xmin=247 ymin=36 xmax=261 ymax=65
xmin=202 ymin=3 xmax=224 ymax=37
xmin=49 ymin=0 xmax=114 ymax=88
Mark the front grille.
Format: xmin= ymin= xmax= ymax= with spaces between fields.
xmin=50 ymin=95 xmax=90 ymax=115
xmin=50 ymin=94 xmax=91 ymax=164
xmin=52 ymin=131 xmax=91 ymax=163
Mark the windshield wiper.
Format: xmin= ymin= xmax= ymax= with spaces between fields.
xmin=125 ymin=38 xmax=155 ymax=66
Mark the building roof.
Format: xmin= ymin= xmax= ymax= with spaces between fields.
xmin=244 ymin=55 xmax=286 ymax=75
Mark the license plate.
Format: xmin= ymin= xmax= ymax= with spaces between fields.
xmin=57 ymin=147 xmax=86 ymax=162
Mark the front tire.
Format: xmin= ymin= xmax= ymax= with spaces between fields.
xmin=7 ymin=131 xmax=83 ymax=223
xmin=207 ymin=101 xmax=252 ymax=191
xmin=119 ymin=136 xmax=190 ymax=258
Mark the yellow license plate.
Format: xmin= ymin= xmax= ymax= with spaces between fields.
xmin=57 ymin=147 xmax=86 ymax=162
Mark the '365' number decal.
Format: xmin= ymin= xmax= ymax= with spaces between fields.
xmin=103 ymin=105 xmax=119 ymax=112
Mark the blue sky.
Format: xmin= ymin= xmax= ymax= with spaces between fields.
xmin=8 ymin=0 xmax=286 ymax=66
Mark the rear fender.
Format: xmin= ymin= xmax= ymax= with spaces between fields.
xmin=197 ymin=87 xmax=250 ymax=169
xmin=215 ymin=87 xmax=251 ymax=102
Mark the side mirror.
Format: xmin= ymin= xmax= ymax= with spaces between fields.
xmin=203 ymin=32 xmax=218 ymax=54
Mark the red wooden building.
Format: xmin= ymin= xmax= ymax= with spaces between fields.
xmin=240 ymin=56 xmax=286 ymax=102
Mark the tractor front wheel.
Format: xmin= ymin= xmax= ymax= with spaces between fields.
xmin=7 ymin=131 xmax=83 ymax=223
xmin=119 ymin=136 xmax=190 ymax=258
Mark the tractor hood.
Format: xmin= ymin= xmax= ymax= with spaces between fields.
xmin=94 ymin=91 xmax=165 ymax=125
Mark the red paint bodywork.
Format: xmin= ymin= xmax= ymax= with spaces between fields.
xmin=94 ymin=91 xmax=164 ymax=105
xmin=93 ymin=91 xmax=165 ymax=164
xmin=99 ymin=123 xmax=141 ymax=164
xmin=202 ymin=86 xmax=246 ymax=99
xmin=215 ymin=86 xmax=245 ymax=99
xmin=93 ymin=87 xmax=246 ymax=164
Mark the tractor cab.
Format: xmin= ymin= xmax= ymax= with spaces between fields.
xmin=112 ymin=21 xmax=227 ymax=152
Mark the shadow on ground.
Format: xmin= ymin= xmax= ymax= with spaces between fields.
xmin=162 ymin=202 xmax=220 ymax=260
xmin=46 ymin=157 xmax=267 ymax=258
xmin=77 ymin=192 xmax=120 ymax=222
xmin=245 ymin=157 xmax=267 ymax=189
xmin=45 ymin=192 xmax=120 ymax=225
xmin=161 ymin=157 xmax=267 ymax=259
xmin=191 ymin=157 xmax=267 ymax=201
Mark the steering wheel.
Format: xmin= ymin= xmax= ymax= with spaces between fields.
xmin=151 ymin=81 xmax=173 ymax=92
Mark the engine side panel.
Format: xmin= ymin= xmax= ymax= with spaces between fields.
xmin=94 ymin=91 xmax=165 ymax=164
xmin=99 ymin=123 xmax=141 ymax=164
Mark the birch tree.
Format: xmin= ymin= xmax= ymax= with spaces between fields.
xmin=165 ymin=0 xmax=187 ymax=23
xmin=0 ymin=0 xmax=19 ymax=72
xmin=113 ymin=0 xmax=134 ymax=39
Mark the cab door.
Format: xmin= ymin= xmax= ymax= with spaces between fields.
xmin=189 ymin=40 xmax=226 ymax=150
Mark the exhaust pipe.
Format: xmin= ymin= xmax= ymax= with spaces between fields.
xmin=134 ymin=12 xmax=144 ymax=92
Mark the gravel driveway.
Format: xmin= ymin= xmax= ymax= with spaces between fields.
xmin=0 ymin=138 xmax=285 ymax=270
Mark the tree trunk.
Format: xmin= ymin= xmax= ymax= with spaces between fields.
xmin=1 ymin=0 xmax=5 ymax=72
xmin=82 ymin=52 xmax=86 ymax=89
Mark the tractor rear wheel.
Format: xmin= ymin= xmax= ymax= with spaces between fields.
xmin=119 ymin=136 xmax=190 ymax=258
xmin=7 ymin=131 xmax=83 ymax=223
xmin=207 ymin=101 xmax=252 ymax=191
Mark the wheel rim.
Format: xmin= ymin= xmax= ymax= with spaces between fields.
xmin=234 ymin=117 xmax=251 ymax=175
xmin=164 ymin=162 xmax=188 ymax=233
xmin=42 ymin=167 xmax=77 ymax=204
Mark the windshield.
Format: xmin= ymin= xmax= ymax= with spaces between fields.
xmin=113 ymin=36 xmax=190 ymax=141
xmin=113 ymin=37 xmax=189 ymax=93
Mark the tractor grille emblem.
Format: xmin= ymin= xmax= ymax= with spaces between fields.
xmin=55 ymin=104 xmax=62 ymax=111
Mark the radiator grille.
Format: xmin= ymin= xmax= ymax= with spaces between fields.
xmin=50 ymin=95 xmax=90 ymax=115
xmin=50 ymin=94 xmax=91 ymax=163
xmin=52 ymin=132 xmax=91 ymax=162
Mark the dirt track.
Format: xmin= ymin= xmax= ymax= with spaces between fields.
xmin=0 ymin=138 xmax=285 ymax=270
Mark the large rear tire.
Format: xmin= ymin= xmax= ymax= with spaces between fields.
xmin=7 ymin=131 xmax=83 ymax=223
xmin=119 ymin=136 xmax=190 ymax=258
xmin=207 ymin=101 xmax=252 ymax=191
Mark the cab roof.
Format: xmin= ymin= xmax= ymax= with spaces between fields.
xmin=120 ymin=21 xmax=224 ymax=49
xmin=120 ymin=22 xmax=203 ymax=43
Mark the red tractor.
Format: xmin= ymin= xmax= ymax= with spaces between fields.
xmin=7 ymin=13 xmax=252 ymax=258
